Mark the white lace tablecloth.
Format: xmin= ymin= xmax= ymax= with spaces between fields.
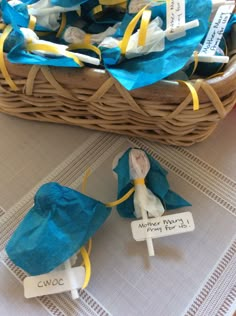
xmin=0 ymin=109 xmax=236 ymax=316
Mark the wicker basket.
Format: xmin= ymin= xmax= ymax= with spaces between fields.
xmin=0 ymin=26 xmax=235 ymax=146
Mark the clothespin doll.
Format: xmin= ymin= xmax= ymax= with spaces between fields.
xmin=2 ymin=26 xmax=100 ymax=67
xmin=113 ymin=148 xmax=192 ymax=256
xmin=6 ymin=149 xmax=193 ymax=298
xmin=99 ymin=0 xmax=212 ymax=90
xmin=6 ymin=182 xmax=112 ymax=298
xmin=1 ymin=0 xmax=101 ymax=67
xmin=61 ymin=22 xmax=120 ymax=45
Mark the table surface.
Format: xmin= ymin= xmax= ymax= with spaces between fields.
xmin=0 ymin=109 xmax=236 ymax=316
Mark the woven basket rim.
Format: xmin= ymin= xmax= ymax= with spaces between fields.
xmin=1 ymin=26 xmax=236 ymax=106
xmin=4 ymin=53 xmax=236 ymax=94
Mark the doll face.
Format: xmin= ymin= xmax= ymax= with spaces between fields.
xmin=64 ymin=27 xmax=84 ymax=44
xmin=129 ymin=149 xmax=150 ymax=179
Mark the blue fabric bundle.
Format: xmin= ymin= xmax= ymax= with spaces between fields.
xmin=1 ymin=0 xmax=88 ymax=31
xmin=2 ymin=0 xmax=50 ymax=31
xmin=6 ymin=182 xmax=111 ymax=275
xmin=1 ymin=0 xmax=234 ymax=90
xmin=3 ymin=26 xmax=84 ymax=68
xmin=102 ymin=0 xmax=212 ymax=90
xmin=113 ymin=148 xmax=191 ymax=218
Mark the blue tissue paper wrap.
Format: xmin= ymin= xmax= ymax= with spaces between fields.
xmin=103 ymin=0 xmax=212 ymax=90
xmin=4 ymin=26 xmax=84 ymax=68
xmin=113 ymin=149 xmax=191 ymax=218
xmin=6 ymin=182 xmax=111 ymax=275
xmin=2 ymin=0 xmax=50 ymax=31
xmin=1 ymin=0 xmax=88 ymax=31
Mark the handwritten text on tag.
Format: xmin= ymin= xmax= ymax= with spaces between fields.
xmin=166 ymin=0 xmax=186 ymax=40
xmin=24 ymin=266 xmax=85 ymax=298
xmin=131 ymin=212 xmax=195 ymax=241
xmin=200 ymin=4 xmax=235 ymax=56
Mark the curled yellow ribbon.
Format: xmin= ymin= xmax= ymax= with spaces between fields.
xmin=138 ymin=10 xmax=152 ymax=47
xmin=68 ymin=43 xmax=102 ymax=61
xmin=79 ymin=171 xmax=144 ymax=288
xmin=0 ymin=25 xmax=19 ymax=91
xmin=133 ymin=178 xmax=145 ymax=185
xmin=120 ymin=0 xmax=166 ymax=54
xmin=105 ymin=187 xmax=135 ymax=207
xmin=177 ymin=80 xmax=200 ymax=111
xmin=99 ymin=0 xmax=126 ymax=5
xmin=28 ymin=15 xmax=37 ymax=30
xmin=120 ymin=4 xmax=149 ymax=54
xmin=92 ymin=4 xmax=103 ymax=15
xmin=26 ymin=42 xmax=84 ymax=67
xmin=79 ymin=168 xmax=93 ymax=289
xmin=84 ymin=34 xmax=92 ymax=45
xmin=80 ymin=247 xmax=91 ymax=289
xmin=189 ymin=51 xmax=199 ymax=79
xmin=56 ymin=13 xmax=67 ymax=38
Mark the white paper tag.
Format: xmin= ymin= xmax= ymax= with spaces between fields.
xmin=24 ymin=266 xmax=85 ymax=298
xmin=166 ymin=0 xmax=186 ymax=40
xmin=200 ymin=4 xmax=235 ymax=56
xmin=131 ymin=212 xmax=194 ymax=241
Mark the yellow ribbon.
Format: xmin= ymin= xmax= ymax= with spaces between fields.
xmin=82 ymin=168 xmax=92 ymax=193
xmin=134 ymin=178 xmax=145 ymax=185
xmin=68 ymin=43 xmax=102 ymax=61
xmin=56 ymin=13 xmax=67 ymax=38
xmin=86 ymin=238 xmax=92 ymax=257
xmin=64 ymin=51 xmax=84 ymax=66
xmin=79 ymin=168 xmax=93 ymax=289
xmin=189 ymin=51 xmax=199 ymax=78
xmin=138 ymin=10 xmax=151 ymax=47
xmin=105 ymin=187 xmax=135 ymax=207
xmin=78 ymin=170 xmax=144 ymax=287
xmin=0 ymin=25 xmax=19 ymax=91
xmin=84 ymin=34 xmax=92 ymax=45
xmin=28 ymin=15 xmax=37 ymax=30
xmin=92 ymin=4 xmax=103 ymax=16
xmin=80 ymin=247 xmax=91 ymax=289
xmin=99 ymin=0 xmax=126 ymax=5
xmin=177 ymin=80 xmax=200 ymax=111
xmin=26 ymin=43 xmax=84 ymax=67
xmin=36 ymin=31 xmax=52 ymax=37
xmin=120 ymin=4 xmax=149 ymax=55
xmin=120 ymin=0 xmax=166 ymax=54
xmin=207 ymin=72 xmax=224 ymax=79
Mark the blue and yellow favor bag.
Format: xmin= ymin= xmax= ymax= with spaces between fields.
xmin=101 ymin=0 xmax=212 ymax=90
xmin=2 ymin=23 xmax=86 ymax=68
xmin=6 ymin=182 xmax=112 ymax=275
xmin=113 ymin=148 xmax=191 ymax=218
